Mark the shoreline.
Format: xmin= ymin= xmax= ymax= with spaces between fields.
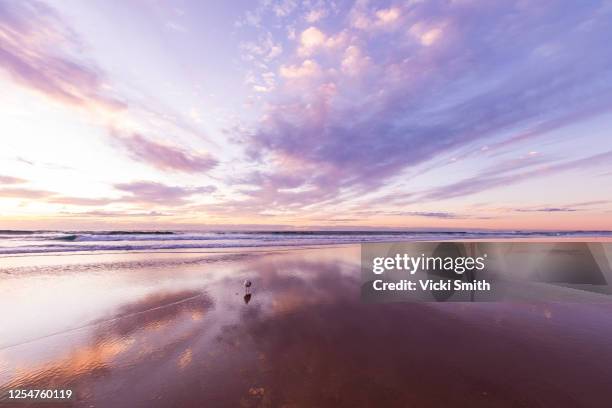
xmin=3 ymin=235 xmax=612 ymax=259
xmin=2 ymin=245 xmax=612 ymax=407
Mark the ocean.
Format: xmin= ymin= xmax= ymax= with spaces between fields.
xmin=1 ymin=230 xmax=611 ymax=255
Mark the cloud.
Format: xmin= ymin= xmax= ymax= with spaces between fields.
xmin=0 ymin=1 xmax=220 ymax=175
xmin=46 ymin=196 xmax=115 ymax=206
xmin=241 ymin=32 xmax=283 ymax=62
xmin=0 ymin=0 xmax=125 ymax=111
xmin=165 ymin=21 xmax=187 ymax=33
xmin=409 ymin=23 xmax=444 ymax=46
xmin=0 ymin=181 xmax=215 ymax=208
xmin=515 ymin=208 xmax=579 ymax=213
xmin=0 ymin=186 xmax=114 ymax=206
xmin=396 ymin=211 xmax=459 ymax=219
xmin=376 ymin=7 xmax=400 ymax=25
xmin=59 ymin=210 xmax=170 ymax=218
xmin=273 ymin=0 xmax=297 ymax=17
xmin=279 ymin=59 xmax=321 ymax=79
xmin=298 ymin=26 xmax=326 ymax=56
xmin=305 ymin=8 xmax=326 ymax=23
xmin=116 ymin=133 xmax=218 ymax=173
xmin=0 ymin=187 xmax=52 ymax=199
xmin=295 ymin=28 xmax=347 ymax=57
xmin=419 ymin=150 xmax=612 ymax=202
xmin=237 ymin=0 xmax=612 ymax=211
xmin=0 ymin=183 xmax=116 ymax=206
xmin=351 ymin=5 xmax=402 ymax=30
xmin=114 ymin=181 xmax=216 ymax=205
xmin=0 ymin=175 xmax=26 ymax=184
xmin=341 ymin=46 xmax=369 ymax=75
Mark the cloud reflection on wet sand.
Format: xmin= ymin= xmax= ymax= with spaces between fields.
xmin=1 ymin=247 xmax=612 ymax=407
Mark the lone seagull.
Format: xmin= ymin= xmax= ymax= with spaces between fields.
xmin=243 ymin=280 xmax=253 ymax=304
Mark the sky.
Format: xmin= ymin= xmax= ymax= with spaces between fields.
xmin=1 ymin=0 xmax=612 ymax=231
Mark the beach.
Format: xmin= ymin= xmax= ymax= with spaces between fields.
xmin=2 ymin=0 xmax=612 ymax=405
xmin=1 ymin=238 xmax=612 ymax=407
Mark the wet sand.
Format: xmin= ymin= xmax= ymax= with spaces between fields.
xmin=1 ymin=245 xmax=612 ymax=407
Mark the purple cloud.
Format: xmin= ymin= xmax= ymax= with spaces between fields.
xmin=391 ymin=211 xmax=459 ymax=219
xmin=59 ymin=210 xmax=170 ymax=218
xmin=512 ymin=200 xmax=610 ymax=213
xmin=0 ymin=175 xmax=26 ymax=184
xmin=0 ymin=187 xmax=114 ymax=205
xmin=237 ymin=0 xmax=612 ymax=209
xmin=116 ymin=133 xmax=218 ymax=174
xmin=515 ymin=208 xmax=579 ymax=213
xmin=0 ymin=187 xmax=52 ymax=198
xmin=418 ymin=150 xmax=612 ymax=202
xmin=114 ymin=181 xmax=216 ymax=205
xmin=0 ymin=0 xmax=125 ymax=111
xmin=0 ymin=180 xmax=215 ymax=208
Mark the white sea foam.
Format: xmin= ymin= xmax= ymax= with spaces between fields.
xmin=0 ymin=230 xmax=610 ymax=255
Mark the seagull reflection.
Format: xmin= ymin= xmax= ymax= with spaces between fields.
xmin=243 ymin=279 xmax=253 ymax=304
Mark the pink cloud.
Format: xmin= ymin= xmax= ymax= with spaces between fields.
xmin=418 ymin=150 xmax=612 ymax=202
xmin=0 ymin=187 xmax=113 ymax=205
xmin=0 ymin=182 xmax=215 ymax=208
xmin=0 ymin=0 xmax=126 ymax=111
xmin=298 ymin=26 xmax=326 ymax=56
xmin=341 ymin=46 xmax=370 ymax=76
xmin=0 ymin=187 xmax=52 ymax=198
xmin=0 ymin=175 xmax=26 ymax=185
xmin=46 ymin=196 xmax=115 ymax=206
xmin=117 ymin=133 xmax=218 ymax=173
xmin=235 ymin=0 xmax=612 ymax=214
xmin=114 ymin=181 xmax=216 ymax=205
xmin=350 ymin=5 xmax=402 ymax=31
xmin=279 ymin=59 xmax=321 ymax=79
xmin=305 ymin=8 xmax=326 ymax=23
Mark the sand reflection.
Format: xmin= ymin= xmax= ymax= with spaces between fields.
xmin=1 ymin=289 xmax=214 ymax=406
xmin=2 ymin=247 xmax=612 ymax=407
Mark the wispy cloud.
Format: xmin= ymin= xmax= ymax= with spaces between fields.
xmin=391 ymin=211 xmax=459 ymax=219
xmin=114 ymin=181 xmax=216 ymax=205
xmin=59 ymin=209 xmax=170 ymax=218
xmin=0 ymin=175 xmax=26 ymax=184
xmin=0 ymin=181 xmax=215 ymax=208
xmin=512 ymin=200 xmax=610 ymax=213
xmin=1 ymin=1 xmax=218 ymax=180
xmin=114 ymin=133 xmax=218 ymax=174
xmin=46 ymin=196 xmax=115 ymax=206
xmin=516 ymin=207 xmax=579 ymax=213
xmin=0 ymin=187 xmax=52 ymax=199
xmin=419 ymin=150 xmax=612 ymax=202
xmin=0 ymin=187 xmax=112 ymax=205
xmin=0 ymin=0 xmax=125 ymax=111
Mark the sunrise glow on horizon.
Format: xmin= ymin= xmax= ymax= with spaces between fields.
xmin=1 ymin=0 xmax=612 ymax=231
